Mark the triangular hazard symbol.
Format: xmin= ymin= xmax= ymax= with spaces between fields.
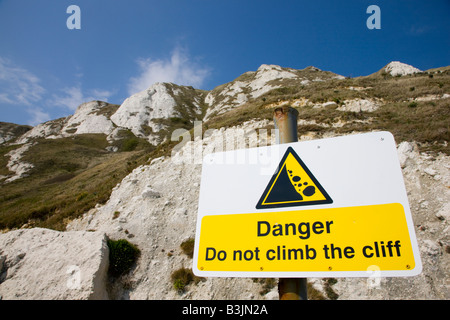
xmin=256 ymin=147 xmax=333 ymax=209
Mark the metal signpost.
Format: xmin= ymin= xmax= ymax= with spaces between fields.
xmin=273 ymin=106 xmax=306 ymax=300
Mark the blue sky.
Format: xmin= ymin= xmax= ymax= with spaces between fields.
xmin=0 ymin=0 xmax=449 ymax=125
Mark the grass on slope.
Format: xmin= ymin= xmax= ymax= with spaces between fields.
xmin=205 ymin=70 xmax=450 ymax=154
xmin=0 ymin=134 xmax=151 ymax=231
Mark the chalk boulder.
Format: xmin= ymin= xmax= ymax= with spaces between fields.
xmin=0 ymin=228 xmax=109 ymax=300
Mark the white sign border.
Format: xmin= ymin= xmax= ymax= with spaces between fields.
xmin=193 ymin=132 xmax=422 ymax=278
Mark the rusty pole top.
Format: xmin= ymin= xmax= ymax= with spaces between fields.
xmin=273 ymin=106 xmax=299 ymax=144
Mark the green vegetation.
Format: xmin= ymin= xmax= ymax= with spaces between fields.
xmin=170 ymin=267 xmax=203 ymax=293
xmin=107 ymin=238 xmax=141 ymax=277
xmin=110 ymin=128 xmax=152 ymax=152
xmin=0 ymin=133 xmax=152 ymax=230
xmin=0 ymin=122 xmax=32 ymax=142
xmin=0 ymin=144 xmax=21 ymax=176
xmin=205 ymin=68 xmax=450 ymax=155
xmin=112 ymin=211 xmax=120 ymax=220
xmin=322 ymin=277 xmax=339 ymax=300
xmin=148 ymin=84 xmax=207 ymax=144
xmin=180 ymin=238 xmax=195 ymax=258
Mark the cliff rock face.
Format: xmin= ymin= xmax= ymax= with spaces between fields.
xmin=204 ymin=64 xmax=344 ymax=120
xmin=0 ymin=122 xmax=31 ymax=144
xmin=111 ymin=82 xmax=205 ymax=144
xmin=15 ymin=101 xmax=119 ymax=144
xmin=384 ymin=61 xmax=422 ymax=76
xmin=61 ymin=101 xmax=118 ymax=136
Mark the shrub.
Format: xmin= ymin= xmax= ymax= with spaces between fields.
xmin=171 ymin=267 xmax=194 ymax=292
xmin=323 ymin=278 xmax=339 ymax=300
xmin=112 ymin=211 xmax=120 ymax=219
xmin=180 ymin=238 xmax=195 ymax=258
xmin=121 ymin=138 xmax=139 ymax=152
xmin=173 ymin=279 xmax=186 ymax=291
xmin=107 ymin=239 xmax=140 ymax=277
xmin=170 ymin=267 xmax=203 ymax=293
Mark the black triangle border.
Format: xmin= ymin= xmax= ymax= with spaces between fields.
xmin=256 ymin=146 xmax=333 ymax=209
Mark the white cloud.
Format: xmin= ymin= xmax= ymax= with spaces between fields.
xmin=128 ymin=47 xmax=210 ymax=95
xmin=52 ymin=86 xmax=84 ymax=111
xmin=0 ymin=57 xmax=115 ymax=125
xmin=90 ymin=89 xmax=113 ymax=99
xmin=0 ymin=57 xmax=46 ymax=106
xmin=49 ymin=86 xmax=113 ymax=111
xmin=27 ymin=107 xmax=51 ymax=126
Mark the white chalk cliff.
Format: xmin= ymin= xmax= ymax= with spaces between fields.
xmin=384 ymin=61 xmax=422 ymax=76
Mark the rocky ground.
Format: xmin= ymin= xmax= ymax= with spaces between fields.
xmin=0 ymin=228 xmax=109 ymax=299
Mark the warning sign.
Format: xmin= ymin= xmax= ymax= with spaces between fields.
xmin=193 ymin=132 xmax=422 ymax=278
xmin=196 ymin=203 xmax=416 ymax=274
xmin=256 ymin=147 xmax=332 ymax=209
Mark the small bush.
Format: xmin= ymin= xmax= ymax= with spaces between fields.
xmin=171 ymin=267 xmax=194 ymax=292
xmin=170 ymin=267 xmax=203 ymax=292
xmin=323 ymin=278 xmax=339 ymax=300
xmin=173 ymin=279 xmax=186 ymax=291
xmin=121 ymin=138 xmax=139 ymax=152
xmin=180 ymin=238 xmax=195 ymax=258
xmin=107 ymin=239 xmax=140 ymax=277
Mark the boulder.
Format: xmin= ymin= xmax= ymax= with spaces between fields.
xmin=338 ymin=98 xmax=381 ymax=112
xmin=0 ymin=228 xmax=109 ymax=300
xmin=397 ymin=141 xmax=415 ymax=168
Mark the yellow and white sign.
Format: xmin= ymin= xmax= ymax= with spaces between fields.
xmin=193 ymin=132 xmax=422 ymax=278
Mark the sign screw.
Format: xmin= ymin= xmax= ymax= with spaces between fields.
xmin=328 ymin=266 xmax=332 ymax=270
xmin=260 ymin=267 xmax=264 ymax=271
xmin=406 ymin=265 xmax=410 ymax=269
xmin=200 ymin=266 xmax=204 ymax=270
